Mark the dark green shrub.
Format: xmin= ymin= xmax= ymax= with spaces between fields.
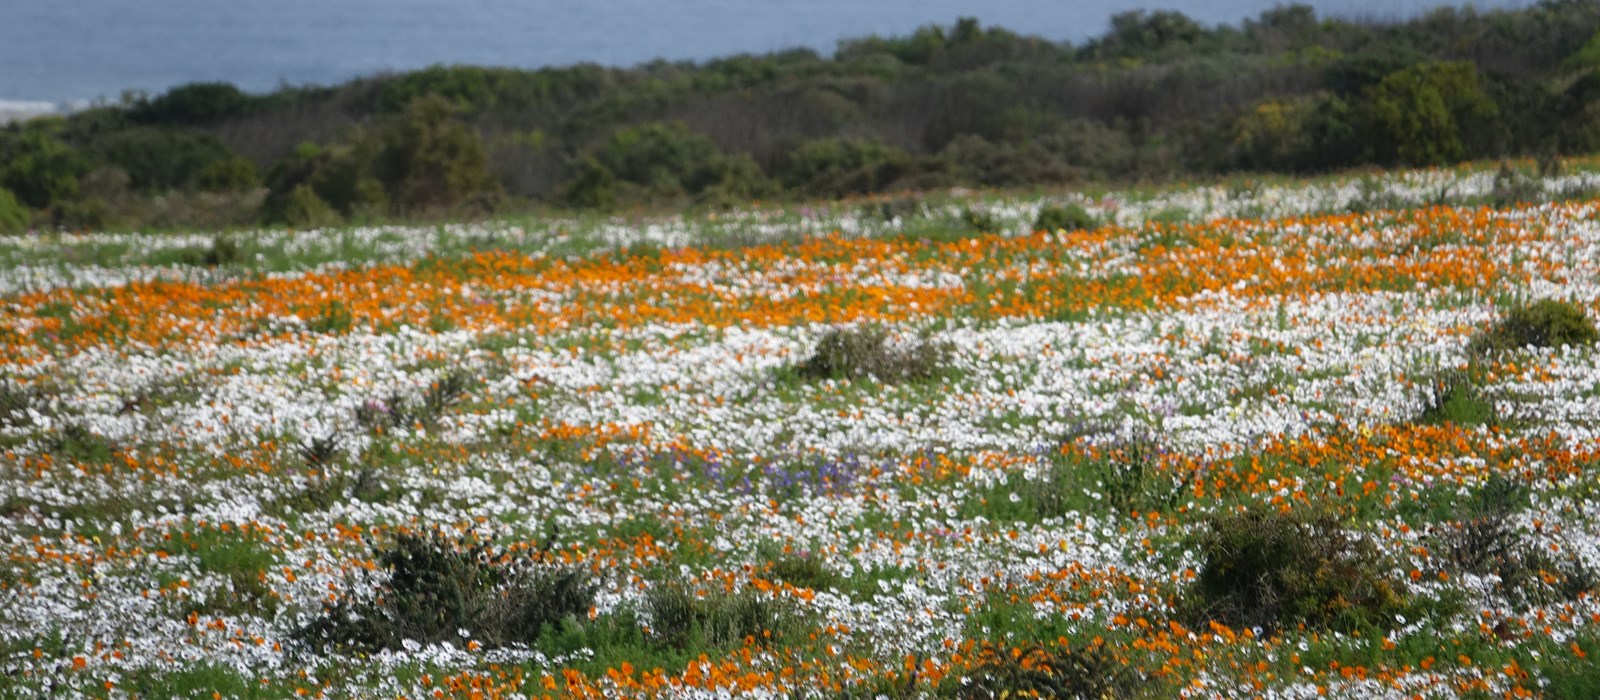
xmin=372 ymin=64 xmax=608 ymax=115
xmin=275 ymin=184 xmax=342 ymax=228
xmin=598 ymin=121 xmax=721 ymax=195
xmin=1430 ymin=477 xmax=1596 ymax=608
xmin=781 ymin=137 xmax=914 ymax=198
xmin=1034 ymin=204 xmax=1098 ymax=233
xmin=133 ymin=82 xmax=256 ymax=125
xmin=260 ymin=143 xmax=371 ymax=224
xmin=51 ymin=196 xmax=112 ymax=231
xmin=945 ymin=642 xmax=1131 ymax=700
xmin=0 ymin=131 xmax=91 ymax=209
xmin=1364 ymin=61 xmax=1499 ymax=166
xmin=0 ymin=187 xmax=29 ymax=234
xmin=573 ymin=121 xmax=772 ymax=207
xmin=1090 ymin=9 xmax=1205 ymax=59
xmin=1226 ymin=96 xmax=1324 ymax=172
xmin=297 ymin=530 xmax=595 ymax=652
xmin=1470 ymin=299 xmax=1599 ymax=354
xmin=795 ymin=325 xmax=950 ymax=383
xmin=997 ymin=435 xmax=1189 ymax=521
xmin=350 ymin=369 xmax=474 ymax=433
xmin=939 ymin=135 xmax=1077 ymax=188
xmin=261 ymin=96 xmax=498 ymax=222
xmin=367 ymin=95 xmax=500 ymax=214
xmin=764 ymin=550 xmax=838 ymax=591
xmin=0 ymin=381 xmax=31 ymax=428
xmin=175 ymin=235 xmax=245 ymax=267
xmin=89 ymin=127 xmax=235 ymax=191
xmin=861 ymin=195 xmax=930 ymax=223
xmin=1183 ymin=508 xmax=1407 ymax=634
xmin=645 ymin=581 xmax=800 ymax=649
xmin=418 ymin=370 xmax=474 ymax=424
xmin=559 ymin=157 xmax=618 ymax=209
xmin=197 ymin=156 xmax=260 ymax=192
xmin=295 ymin=433 xmax=343 ymax=471
xmin=961 ymin=207 xmax=1002 ymax=233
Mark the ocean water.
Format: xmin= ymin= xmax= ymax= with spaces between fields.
xmin=2 ymin=0 xmax=1522 ymax=108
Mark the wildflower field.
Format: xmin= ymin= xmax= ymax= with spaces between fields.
xmin=5 ymin=163 xmax=1600 ymax=699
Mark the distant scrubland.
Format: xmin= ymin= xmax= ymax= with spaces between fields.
xmin=5 ymin=1 xmax=1600 ymax=232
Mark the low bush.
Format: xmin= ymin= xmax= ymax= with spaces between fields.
xmin=174 ymin=235 xmax=245 ymax=267
xmin=645 ymin=581 xmax=802 ymax=649
xmin=132 ymin=82 xmax=258 ymax=125
xmin=603 ymin=122 xmax=768 ymax=199
xmin=0 ymin=187 xmax=29 ymax=234
xmin=944 ymin=642 xmax=1131 ymax=700
xmin=88 ymin=127 xmax=236 ymax=192
xmin=296 ymin=530 xmax=594 ymax=652
xmin=1470 ymin=299 xmax=1598 ymax=354
xmin=0 ymin=131 xmax=90 ymax=210
xmin=1430 ymin=477 xmax=1597 ymax=608
xmin=354 ymin=370 xmax=475 ymax=432
xmin=961 ymin=206 xmax=1002 ymax=233
xmin=0 ymin=381 xmax=31 ymax=427
xmin=795 ymin=325 xmax=950 ymax=383
xmin=1491 ymin=161 xmax=1541 ymax=208
xmin=763 ymin=550 xmax=838 ymax=592
xmin=780 ymin=137 xmax=915 ymax=198
xmin=1034 ymin=204 xmax=1099 ymax=234
xmin=1182 ymin=507 xmax=1407 ymax=634
xmin=261 ymin=96 xmax=499 ymax=223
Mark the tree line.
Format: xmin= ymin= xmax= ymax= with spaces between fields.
xmin=5 ymin=1 xmax=1600 ymax=232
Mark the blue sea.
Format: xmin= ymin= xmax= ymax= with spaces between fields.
xmin=1 ymin=0 xmax=1524 ymax=110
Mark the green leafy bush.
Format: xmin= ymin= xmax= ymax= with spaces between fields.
xmin=1431 ymin=477 xmax=1597 ymax=608
xmin=763 ymin=550 xmax=838 ymax=591
xmin=567 ymin=121 xmax=772 ymax=208
xmin=645 ymin=581 xmax=801 ymax=649
xmin=945 ymin=642 xmax=1131 ymax=700
xmin=0 ymin=381 xmax=32 ymax=427
xmin=89 ymin=127 xmax=236 ymax=191
xmin=197 ymin=156 xmax=260 ymax=192
xmin=795 ymin=325 xmax=950 ymax=383
xmin=261 ymin=143 xmax=370 ymax=224
xmin=262 ymin=96 xmax=498 ymax=222
xmin=961 ymin=206 xmax=1002 ymax=233
xmin=1470 ymin=299 xmax=1599 ymax=354
xmin=939 ymin=135 xmax=1077 ymax=187
xmin=0 ymin=131 xmax=91 ymax=209
xmin=1034 ymin=204 xmax=1098 ymax=233
xmin=1226 ymin=96 xmax=1323 ymax=172
xmin=297 ymin=530 xmax=594 ymax=652
xmin=1364 ymin=61 xmax=1499 ymax=166
xmin=51 ymin=196 xmax=112 ymax=231
xmin=0 ymin=187 xmax=30 ymax=234
xmin=274 ymin=184 xmax=343 ymax=228
xmin=367 ymin=94 xmax=501 ymax=214
xmin=1182 ymin=508 xmax=1408 ymax=634
xmin=559 ymin=157 xmax=618 ymax=209
xmin=781 ymin=137 xmax=914 ymax=198
xmin=133 ymin=82 xmax=257 ymax=125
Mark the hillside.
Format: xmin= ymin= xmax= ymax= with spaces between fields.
xmin=5 ymin=1 xmax=1600 ymax=233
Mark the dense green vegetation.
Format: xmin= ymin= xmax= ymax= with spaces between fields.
xmin=6 ymin=1 xmax=1600 ymax=231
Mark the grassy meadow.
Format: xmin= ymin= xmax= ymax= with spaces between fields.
xmin=3 ymin=161 xmax=1600 ymax=698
